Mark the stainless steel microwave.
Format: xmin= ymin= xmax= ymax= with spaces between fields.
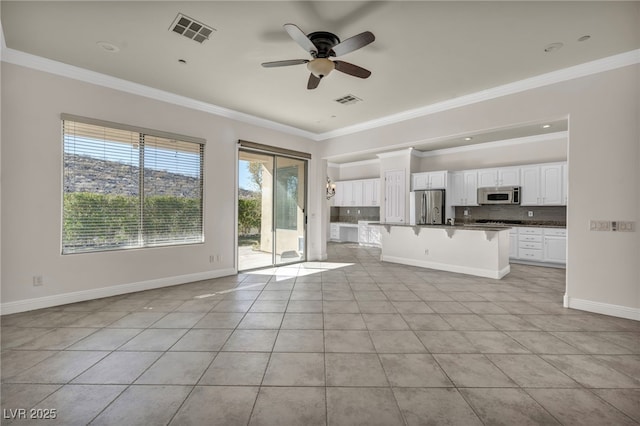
xmin=477 ymin=186 xmax=521 ymax=205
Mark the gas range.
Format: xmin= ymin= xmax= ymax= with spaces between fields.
xmin=472 ymin=219 xmax=523 ymax=227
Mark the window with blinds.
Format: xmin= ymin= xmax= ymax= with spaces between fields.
xmin=62 ymin=116 xmax=204 ymax=254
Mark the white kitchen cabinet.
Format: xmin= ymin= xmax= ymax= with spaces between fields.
xmin=362 ymin=178 xmax=380 ymax=206
xmin=412 ymin=171 xmax=448 ymax=190
xmin=358 ymin=221 xmax=381 ymax=247
xmin=477 ymin=167 xmax=520 ymax=188
xmin=520 ymin=163 xmax=565 ymax=206
xmin=543 ymin=228 xmax=567 ymax=263
xmin=334 ymin=180 xmax=363 ymax=206
xmin=335 ymin=179 xmax=379 ymax=207
xmin=330 ymin=223 xmax=340 ymax=240
xmin=333 ymin=181 xmax=344 ymax=206
xmin=510 ymin=227 xmax=566 ymax=265
xmin=384 ymin=170 xmax=405 ymax=223
xmin=450 ymin=171 xmax=478 ymax=206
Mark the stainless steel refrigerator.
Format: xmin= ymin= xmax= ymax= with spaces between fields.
xmin=409 ymin=189 xmax=445 ymax=225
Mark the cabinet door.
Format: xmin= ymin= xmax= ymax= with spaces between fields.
xmin=520 ymin=166 xmax=540 ymax=206
xmin=334 ymin=181 xmax=345 ymax=206
xmin=370 ymin=226 xmax=381 ymax=247
xmin=371 ymin=179 xmax=380 ymax=206
xmin=544 ymin=236 xmax=566 ymax=263
xmin=477 ymin=169 xmax=498 ymax=187
xmin=428 ymin=171 xmax=448 ymax=189
xmin=463 ymin=171 xmax=478 ymax=205
xmin=362 ymin=179 xmax=374 ymax=206
xmin=499 ymin=167 xmax=520 ymax=186
xmin=385 ymin=170 xmax=406 ymax=223
xmin=358 ymin=224 xmax=369 ymax=244
xmin=449 ymin=172 xmax=465 ymax=205
xmin=352 ymin=180 xmax=364 ymax=206
xmin=412 ymin=173 xmax=429 ymax=190
xmin=330 ymin=224 xmax=340 ymax=240
xmin=540 ymin=165 xmax=563 ymax=205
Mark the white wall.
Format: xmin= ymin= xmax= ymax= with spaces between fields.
xmin=320 ymin=65 xmax=640 ymax=320
xmin=418 ymin=136 xmax=567 ymax=172
xmin=1 ymin=63 xmax=319 ymax=312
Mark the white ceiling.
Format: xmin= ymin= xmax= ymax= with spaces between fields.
xmin=2 ymin=1 xmax=639 ymax=140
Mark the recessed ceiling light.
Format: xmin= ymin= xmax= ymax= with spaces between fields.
xmin=542 ymin=124 xmax=552 ymax=129
xmin=464 ymin=137 xmax=473 ymax=141
xmin=544 ymin=42 xmax=564 ymax=53
xmin=178 ymin=59 xmax=187 ymax=64
xmin=578 ymin=35 xmax=591 ymax=42
xmin=97 ymin=41 xmax=120 ymax=53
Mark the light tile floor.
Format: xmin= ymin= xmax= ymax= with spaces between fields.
xmin=1 ymin=243 xmax=639 ymax=425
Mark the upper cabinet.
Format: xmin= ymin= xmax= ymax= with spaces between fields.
xmin=334 ymin=178 xmax=380 ymax=207
xmin=520 ymin=163 xmax=565 ymax=206
xmin=449 ymin=171 xmax=478 ymax=206
xmin=477 ymin=166 xmax=520 ymax=187
xmin=362 ymin=178 xmax=380 ymax=206
xmin=412 ymin=171 xmax=448 ymax=190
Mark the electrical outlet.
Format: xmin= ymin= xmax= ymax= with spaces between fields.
xmin=209 ymin=255 xmax=215 ymax=263
xmin=528 ymin=211 xmax=534 ymax=217
xmin=463 ymin=210 xmax=469 ymax=216
xmin=424 ymin=249 xmax=429 ymax=255
xmin=216 ymin=254 xmax=221 ymax=262
xmin=33 ymin=275 xmax=43 ymax=286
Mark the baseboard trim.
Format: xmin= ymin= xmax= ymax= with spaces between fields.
xmin=382 ymin=255 xmax=510 ymax=279
xmin=567 ymin=297 xmax=640 ymax=321
xmin=0 ymin=268 xmax=237 ymax=315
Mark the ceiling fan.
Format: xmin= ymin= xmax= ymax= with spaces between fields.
xmin=261 ymin=24 xmax=375 ymax=89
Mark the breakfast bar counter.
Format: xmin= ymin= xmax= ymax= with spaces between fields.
xmin=376 ymin=223 xmax=511 ymax=279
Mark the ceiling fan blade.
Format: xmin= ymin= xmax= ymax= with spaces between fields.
xmin=262 ymin=59 xmax=309 ymax=68
xmin=283 ymin=23 xmax=318 ymax=57
xmin=307 ymin=73 xmax=321 ymax=90
xmin=331 ymin=31 xmax=375 ymax=57
xmin=334 ymin=61 xmax=371 ymax=79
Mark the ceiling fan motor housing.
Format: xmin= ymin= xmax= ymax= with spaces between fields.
xmin=307 ymin=31 xmax=341 ymax=58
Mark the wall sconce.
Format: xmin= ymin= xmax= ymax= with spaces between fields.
xmin=326 ymin=177 xmax=336 ymax=200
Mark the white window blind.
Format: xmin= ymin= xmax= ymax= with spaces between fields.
xmin=62 ymin=116 xmax=204 ymax=254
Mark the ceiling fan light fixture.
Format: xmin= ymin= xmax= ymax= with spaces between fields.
xmin=307 ymin=58 xmax=335 ymax=78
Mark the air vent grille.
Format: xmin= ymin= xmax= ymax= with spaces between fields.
xmin=334 ymin=94 xmax=362 ymax=105
xmin=170 ymin=13 xmax=215 ymax=44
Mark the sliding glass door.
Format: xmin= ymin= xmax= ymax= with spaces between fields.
xmin=238 ymin=150 xmax=306 ymax=271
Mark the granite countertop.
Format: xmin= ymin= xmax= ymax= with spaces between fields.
xmin=376 ymin=223 xmax=510 ymax=232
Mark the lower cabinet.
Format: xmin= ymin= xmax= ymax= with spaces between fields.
xmin=330 ymin=223 xmax=340 ymax=241
xmin=510 ymin=227 xmax=566 ymax=265
xmin=358 ymin=222 xmax=381 ymax=247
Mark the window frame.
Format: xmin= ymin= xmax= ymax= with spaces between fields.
xmin=61 ymin=114 xmax=206 ymax=255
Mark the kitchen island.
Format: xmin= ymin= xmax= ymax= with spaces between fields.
xmin=377 ymin=223 xmax=511 ymax=279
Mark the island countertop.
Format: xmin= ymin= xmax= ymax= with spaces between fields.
xmin=373 ymin=223 xmax=511 ymax=232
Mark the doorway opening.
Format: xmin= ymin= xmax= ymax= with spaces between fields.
xmin=238 ymin=148 xmax=307 ymax=271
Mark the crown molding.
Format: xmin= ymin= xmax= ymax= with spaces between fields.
xmin=0 ymin=47 xmax=318 ymax=141
xmin=2 ymin=42 xmax=638 ymax=143
xmin=317 ymin=49 xmax=640 ymax=141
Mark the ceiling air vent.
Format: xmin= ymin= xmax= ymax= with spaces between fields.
xmin=334 ymin=94 xmax=362 ymax=105
xmin=170 ymin=13 xmax=215 ymax=44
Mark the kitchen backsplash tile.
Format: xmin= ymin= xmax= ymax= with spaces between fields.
xmin=330 ymin=207 xmax=380 ymax=223
xmin=454 ymin=205 xmax=566 ymax=225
